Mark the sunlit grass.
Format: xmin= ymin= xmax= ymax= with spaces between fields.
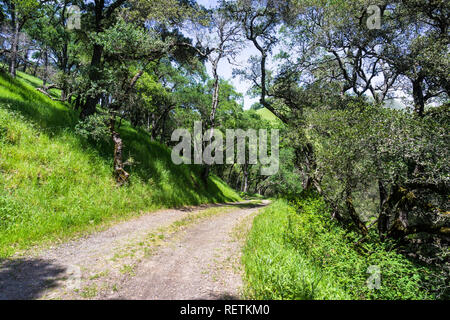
xmin=242 ymin=200 xmax=349 ymax=300
xmin=242 ymin=198 xmax=435 ymax=300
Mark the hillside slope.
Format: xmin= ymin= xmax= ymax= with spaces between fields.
xmin=0 ymin=71 xmax=240 ymax=257
xmin=256 ymin=107 xmax=281 ymax=124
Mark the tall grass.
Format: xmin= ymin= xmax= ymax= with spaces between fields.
xmin=0 ymin=71 xmax=240 ymax=257
xmin=242 ymin=197 xmax=435 ymax=300
xmin=242 ymin=200 xmax=350 ymax=299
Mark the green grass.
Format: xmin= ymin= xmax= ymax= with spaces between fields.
xmin=242 ymin=199 xmax=349 ymax=299
xmin=79 ymin=284 xmax=98 ymax=299
xmin=256 ymin=107 xmax=281 ymax=124
xmin=0 ymin=70 xmax=240 ymax=258
xmin=242 ymin=197 xmax=436 ymax=300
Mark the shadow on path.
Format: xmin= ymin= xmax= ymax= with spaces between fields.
xmin=0 ymin=258 xmax=68 ymax=300
xmin=207 ymin=292 xmax=241 ymax=300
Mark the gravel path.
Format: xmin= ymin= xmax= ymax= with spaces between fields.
xmin=0 ymin=200 xmax=268 ymax=300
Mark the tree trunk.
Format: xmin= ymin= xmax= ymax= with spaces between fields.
xmin=60 ymin=42 xmax=69 ymax=101
xmin=9 ymin=17 xmax=19 ymax=78
xmin=33 ymin=60 xmax=38 ymax=76
xmin=21 ymin=49 xmax=29 ymax=72
xmin=377 ymin=179 xmax=389 ymax=238
xmin=150 ymin=113 xmax=157 ymax=140
xmin=235 ymin=165 xmax=243 ymax=190
xmin=43 ymin=47 xmax=49 ymax=86
xmin=412 ymin=76 xmax=425 ymax=117
xmin=201 ymin=166 xmax=210 ymax=184
xmin=242 ymin=162 xmax=249 ymax=193
xmin=296 ymin=143 xmax=321 ymax=193
xmin=345 ymin=184 xmax=368 ymax=235
xmin=80 ymin=44 xmax=103 ymax=119
xmin=61 ymin=85 xmax=67 ymax=101
xmin=378 ymin=183 xmax=449 ymax=240
xmin=80 ymin=0 xmax=107 ymax=118
xmin=109 ymin=116 xmax=129 ymax=185
xmin=209 ymin=68 xmax=220 ymax=128
xmin=74 ymin=95 xmax=81 ymax=110
xmin=202 ymin=63 xmax=221 ymax=182
xmin=227 ymin=163 xmax=235 ymax=184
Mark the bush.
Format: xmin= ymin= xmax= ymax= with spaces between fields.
xmin=74 ymin=112 xmax=110 ymax=143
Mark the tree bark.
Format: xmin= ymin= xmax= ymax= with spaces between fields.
xmin=21 ymin=49 xmax=29 ymax=72
xmin=81 ymin=44 xmax=103 ymax=119
xmin=377 ymin=179 xmax=389 ymax=238
xmin=80 ymin=0 xmax=128 ymax=119
xmin=202 ymin=60 xmax=221 ymax=182
xmin=9 ymin=16 xmax=19 ymax=77
xmin=379 ymin=184 xmax=449 ymax=239
xmin=109 ymin=116 xmax=129 ymax=185
xmin=346 ymin=195 xmax=368 ymax=235
xmin=412 ymin=76 xmax=425 ymax=117
xmin=227 ymin=163 xmax=235 ymax=184
xmin=33 ymin=60 xmax=38 ymax=76
xmin=242 ymin=162 xmax=249 ymax=193
xmin=43 ymin=47 xmax=49 ymax=86
xmin=345 ymin=182 xmax=368 ymax=235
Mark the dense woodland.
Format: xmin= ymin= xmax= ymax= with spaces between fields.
xmin=0 ymin=0 xmax=448 ymax=299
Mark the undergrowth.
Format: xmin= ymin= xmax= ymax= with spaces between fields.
xmin=242 ymin=195 xmax=438 ymax=300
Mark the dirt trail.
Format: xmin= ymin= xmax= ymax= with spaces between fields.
xmin=0 ymin=200 xmax=269 ymax=300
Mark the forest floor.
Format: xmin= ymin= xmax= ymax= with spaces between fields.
xmin=0 ymin=200 xmax=269 ymax=300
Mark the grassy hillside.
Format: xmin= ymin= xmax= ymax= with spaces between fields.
xmin=256 ymin=107 xmax=281 ymax=124
xmin=0 ymin=70 xmax=240 ymax=258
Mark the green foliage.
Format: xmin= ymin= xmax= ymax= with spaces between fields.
xmin=264 ymin=147 xmax=303 ymax=198
xmin=287 ymin=194 xmax=434 ymax=299
xmin=243 ymin=195 xmax=437 ymax=300
xmin=74 ymin=112 xmax=110 ymax=143
xmin=300 ymin=98 xmax=449 ymax=224
xmin=94 ymin=18 xmax=169 ymax=61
